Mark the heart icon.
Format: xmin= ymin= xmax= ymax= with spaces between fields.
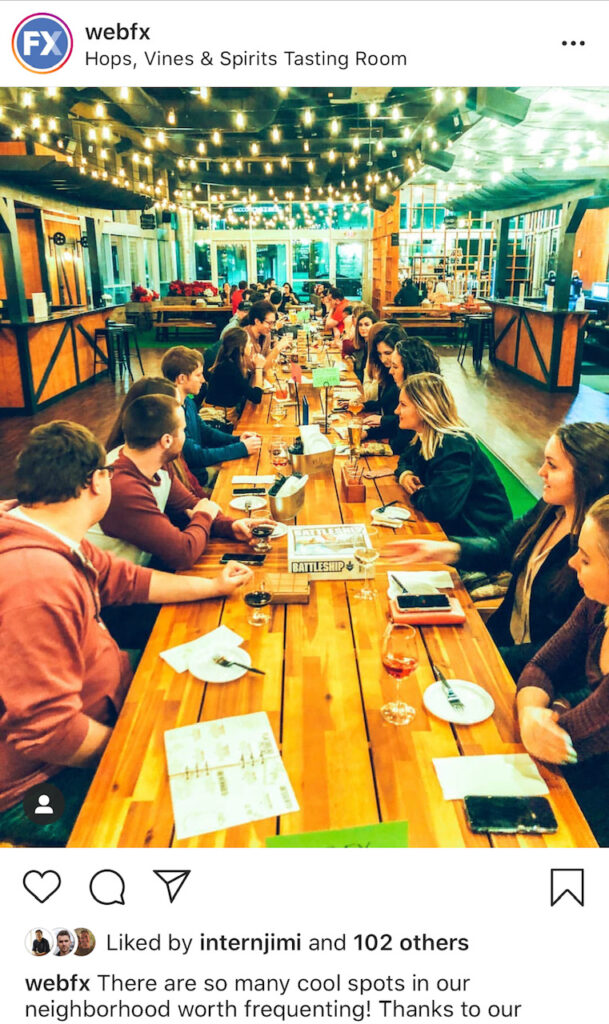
xmin=23 ymin=870 xmax=61 ymax=903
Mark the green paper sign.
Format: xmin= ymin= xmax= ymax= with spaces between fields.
xmin=312 ymin=367 xmax=341 ymax=388
xmin=266 ymin=821 xmax=408 ymax=848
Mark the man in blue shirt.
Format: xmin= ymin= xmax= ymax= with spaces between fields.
xmin=161 ymin=346 xmax=261 ymax=485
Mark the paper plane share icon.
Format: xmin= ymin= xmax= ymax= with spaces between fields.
xmin=153 ymin=870 xmax=191 ymax=904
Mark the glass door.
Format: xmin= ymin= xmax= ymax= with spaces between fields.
xmin=216 ymin=243 xmax=248 ymax=286
xmin=256 ymin=243 xmax=287 ymax=286
xmin=291 ymin=239 xmax=330 ymax=300
xmin=335 ymin=242 xmax=363 ymax=300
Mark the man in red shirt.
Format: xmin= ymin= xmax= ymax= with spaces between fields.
xmin=89 ymin=394 xmax=260 ymax=571
xmin=231 ymin=279 xmax=248 ymax=313
xmin=325 ymin=287 xmax=349 ymax=332
xmin=0 ymin=421 xmax=252 ymax=845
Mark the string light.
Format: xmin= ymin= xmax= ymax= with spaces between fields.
xmin=281 ymin=155 xmax=288 ymax=168
xmin=391 ymin=106 xmax=400 ymax=120
xmin=46 ymin=86 xmax=58 ymax=98
xmin=303 ymin=109 xmax=313 ymax=125
xmin=197 ymin=141 xmax=206 ymax=155
xmin=235 ymin=159 xmax=243 ymax=171
xmin=157 ymin=130 xmax=166 ymax=144
xmin=271 ymin=126 xmax=280 ymax=142
xmin=167 ymin=109 xmax=176 ymax=125
xmin=22 ymin=91 xmax=33 ymax=107
xmin=250 ymin=142 xmax=259 ymax=156
xmin=199 ymin=87 xmax=209 ymax=100
xmin=330 ymin=118 xmax=339 ymax=134
xmin=120 ymin=87 xmax=130 ymax=100
xmin=434 ymin=89 xmax=444 ymax=104
xmin=212 ymin=130 xmax=221 ymax=144
xmin=368 ymin=102 xmax=378 ymax=117
xmin=236 ymin=111 xmax=246 ymax=128
xmin=94 ymin=103 xmax=105 ymax=117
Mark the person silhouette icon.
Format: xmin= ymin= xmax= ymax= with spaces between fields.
xmin=34 ymin=794 xmax=53 ymax=815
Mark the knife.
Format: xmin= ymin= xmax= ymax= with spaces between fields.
xmin=431 ymin=662 xmax=464 ymax=710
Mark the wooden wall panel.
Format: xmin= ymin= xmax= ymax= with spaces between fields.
xmin=516 ymin=313 xmax=553 ymax=384
xmin=573 ymin=209 xmax=609 ymax=287
xmin=372 ymin=194 xmax=400 ymax=315
xmin=16 ymin=216 xmax=43 ymax=296
xmin=29 ymin=321 xmax=79 ymax=403
xmin=0 ymin=326 xmax=25 ymax=407
xmin=493 ymin=306 xmax=518 ymax=367
xmin=44 ymin=216 xmax=87 ymax=307
xmin=557 ymin=316 xmax=581 ymax=389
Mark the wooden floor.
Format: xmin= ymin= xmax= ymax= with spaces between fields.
xmin=0 ymin=346 xmax=578 ymax=497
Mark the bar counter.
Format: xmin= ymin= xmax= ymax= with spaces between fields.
xmin=0 ymin=304 xmax=119 ymax=414
xmin=488 ymin=298 xmax=589 ymax=392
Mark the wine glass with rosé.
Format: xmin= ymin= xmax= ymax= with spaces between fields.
xmin=380 ymin=623 xmax=418 ymax=726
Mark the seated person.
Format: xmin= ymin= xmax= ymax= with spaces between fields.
xmin=219 ymin=299 xmax=252 ymax=342
xmin=88 ymin=394 xmax=261 ymax=572
xmin=325 ymin=287 xmax=349 ymax=332
xmin=342 ymin=306 xmax=376 ymax=381
xmin=242 ymin=299 xmax=290 ymax=376
xmin=394 ymin=278 xmax=421 ymax=306
xmin=385 ymin=422 xmax=609 ymax=679
xmin=363 ymin=336 xmax=440 ymax=451
xmin=394 ymin=372 xmax=512 ymax=539
xmin=278 ymin=282 xmax=299 ymax=312
xmin=231 ymin=279 xmax=248 ymax=313
xmin=517 ymin=494 xmax=609 ymax=846
xmin=0 ymin=421 xmax=252 ymax=846
xmin=362 ymin=322 xmax=402 ymax=419
xmin=203 ymin=327 xmax=265 ymax=423
xmin=160 ymin=345 xmax=261 ymax=483
xmin=106 ymin=376 xmax=206 ymax=498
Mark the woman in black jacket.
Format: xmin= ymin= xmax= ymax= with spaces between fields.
xmin=203 ymin=327 xmax=264 ymax=421
xmin=386 ymin=421 xmax=609 ymax=679
xmin=393 ymin=372 xmax=512 ymax=540
xmin=364 ymin=336 xmax=440 ymax=452
xmin=362 ymin=322 xmax=404 ymax=420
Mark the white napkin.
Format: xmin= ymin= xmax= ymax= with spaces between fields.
xmin=232 ymin=475 xmax=276 ymax=485
xmin=388 ymin=570 xmax=454 ymax=598
xmin=160 ymin=624 xmax=244 ymax=674
xmin=277 ymin=475 xmax=308 ymax=497
xmin=300 ymin=425 xmax=333 ymax=455
xmin=432 ymin=754 xmax=549 ymax=801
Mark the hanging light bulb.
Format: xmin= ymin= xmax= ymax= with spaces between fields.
xmin=199 ymin=87 xmax=209 ymax=100
xmin=22 ymin=91 xmax=33 ymax=107
xmin=221 ymin=162 xmax=229 ymax=173
xmin=189 ymin=158 xmax=196 ymax=170
xmin=368 ymin=102 xmax=378 ymax=117
xmin=271 ymin=126 xmax=280 ymax=142
xmin=46 ymin=86 xmax=58 ymax=98
xmin=235 ymin=158 xmax=243 ymax=171
xmin=167 ymin=109 xmax=176 ymax=125
xmin=376 ymin=139 xmax=384 ymax=152
xmin=391 ymin=106 xmax=400 ymax=120
xmin=236 ymin=111 xmax=246 ymax=128
xmin=87 ymin=127 xmax=97 ymax=141
xmin=265 ymin=162 xmax=272 ymax=173
xmin=197 ymin=141 xmax=206 ymax=155
xmin=307 ymin=160 xmax=314 ymax=172
xmin=330 ymin=118 xmax=339 ymax=135
xmin=95 ymin=103 xmax=105 ymax=117
xmin=281 ymin=155 xmax=288 ymax=168
xmin=348 ymin=156 xmax=356 ymax=168
xmin=157 ymin=130 xmax=166 ymax=144
xmin=212 ymin=130 xmax=221 ymax=144
xmin=454 ymin=88 xmax=464 ymax=104
xmin=144 ymin=136 xmax=152 ymax=149
xmin=119 ymin=86 xmax=130 ymax=100
xmin=328 ymin=149 xmax=336 ymax=162
xmin=434 ymin=89 xmax=444 ymax=104
xmin=303 ymin=109 xmax=313 ymax=125
xmin=177 ymin=158 xmax=185 ymax=169
xmin=32 ymin=115 xmax=41 ymax=129
xmin=250 ymin=142 xmax=259 ymax=155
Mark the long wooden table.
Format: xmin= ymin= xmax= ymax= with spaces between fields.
xmin=69 ymin=371 xmax=596 ymax=848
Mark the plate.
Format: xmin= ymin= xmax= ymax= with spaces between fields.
xmin=188 ymin=647 xmax=252 ymax=683
xmin=423 ymin=679 xmax=495 ymax=725
xmin=372 ymin=505 xmax=411 ymax=521
xmin=229 ymin=495 xmax=267 ymax=512
xmin=270 ymin=522 xmax=288 ymax=539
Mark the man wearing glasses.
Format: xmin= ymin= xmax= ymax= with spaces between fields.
xmin=243 ymin=299 xmax=290 ymax=376
xmin=0 ymin=421 xmax=252 ymax=847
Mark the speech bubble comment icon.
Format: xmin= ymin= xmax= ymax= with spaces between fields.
xmin=89 ymin=870 xmax=126 ymax=906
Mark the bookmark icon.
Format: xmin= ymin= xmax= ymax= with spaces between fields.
xmin=153 ymin=869 xmax=191 ymax=904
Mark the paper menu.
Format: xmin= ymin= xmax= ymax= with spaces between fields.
xmin=160 ymin=624 xmax=244 ymax=674
xmin=432 ymin=754 xmax=549 ymax=801
xmin=387 ymin=570 xmax=454 ymax=598
xmin=164 ymin=712 xmax=299 ymax=839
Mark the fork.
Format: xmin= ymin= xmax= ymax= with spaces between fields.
xmin=431 ymin=662 xmax=465 ymax=712
xmin=212 ymin=654 xmax=265 ymax=675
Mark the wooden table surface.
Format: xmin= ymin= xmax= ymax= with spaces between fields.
xmin=69 ymin=365 xmax=596 ymax=849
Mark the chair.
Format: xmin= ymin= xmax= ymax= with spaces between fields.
xmin=458 ymin=314 xmax=494 ymax=372
xmin=92 ymin=322 xmax=144 ymax=382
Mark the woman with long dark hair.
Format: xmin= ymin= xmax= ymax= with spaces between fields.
xmin=363 ymin=322 xmax=404 ymax=418
xmin=386 ymin=421 xmax=609 ymax=679
xmin=278 ymin=282 xmax=299 ymax=313
xmin=203 ymin=327 xmax=265 ymax=424
xmin=363 ymin=336 xmax=440 ymax=451
xmin=342 ymin=306 xmax=377 ymax=381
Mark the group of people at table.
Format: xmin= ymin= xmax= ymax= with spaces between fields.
xmin=1 ymin=282 xmax=609 ymax=847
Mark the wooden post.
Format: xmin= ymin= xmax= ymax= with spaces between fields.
xmin=85 ymin=215 xmax=105 ymax=308
xmin=493 ymin=217 xmax=510 ymax=298
xmin=0 ymin=198 xmax=28 ymax=322
xmin=554 ymin=198 xmax=589 ymax=310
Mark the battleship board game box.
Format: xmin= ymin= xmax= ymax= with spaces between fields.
xmin=287 ymin=523 xmax=374 ymax=581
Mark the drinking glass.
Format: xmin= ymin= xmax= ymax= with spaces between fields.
xmin=270 ymin=398 xmax=287 ymax=424
xmin=353 ymin=526 xmax=379 ymax=600
xmin=250 ymin=508 xmax=274 ymax=554
xmin=244 ymin=574 xmax=272 ymax=626
xmin=269 ymin=437 xmax=290 ymax=474
xmin=380 ymin=623 xmax=418 ymax=726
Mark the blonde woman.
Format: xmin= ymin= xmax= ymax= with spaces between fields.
xmin=394 ymin=372 xmax=511 ymax=538
xmin=517 ymin=494 xmax=609 ymax=845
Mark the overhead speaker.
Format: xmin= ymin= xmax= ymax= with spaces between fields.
xmin=371 ymin=195 xmax=395 ymax=213
xmin=421 ymin=147 xmax=455 ymax=173
xmin=475 ymin=88 xmax=531 ymax=127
